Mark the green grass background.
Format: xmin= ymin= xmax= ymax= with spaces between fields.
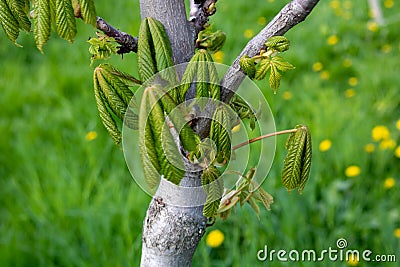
xmin=1 ymin=0 xmax=399 ymax=266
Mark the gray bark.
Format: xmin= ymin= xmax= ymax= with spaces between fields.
xmin=138 ymin=0 xmax=320 ymax=266
xmin=139 ymin=0 xmax=196 ymax=64
xmin=220 ymin=0 xmax=320 ymax=102
xmin=139 ymin=1 xmax=208 ymax=266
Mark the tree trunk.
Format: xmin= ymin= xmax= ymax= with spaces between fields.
xmin=138 ymin=0 xmax=320 ymax=266
xmin=138 ymin=1 xmax=207 ymax=266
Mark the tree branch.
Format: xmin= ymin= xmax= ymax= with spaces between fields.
xmin=96 ymin=17 xmax=138 ymax=54
xmin=189 ymin=0 xmax=218 ymax=34
xmin=138 ymin=1 xmax=206 ymax=266
xmin=220 ymin=0 xmax=320 ymax=102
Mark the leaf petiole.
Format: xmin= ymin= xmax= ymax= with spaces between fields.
xmin=232 ymin=128 xmax=298 ymax=151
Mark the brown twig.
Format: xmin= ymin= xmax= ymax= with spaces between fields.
xmin=96 ymin=17 xmax=138 ymax=54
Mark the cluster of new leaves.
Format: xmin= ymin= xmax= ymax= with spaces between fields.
xmin=179 ymin=49 xmax=220 ymax=102
xmin=93 ymin=64 xmax=140 ymax=145
xmin=282 ymin=125 xmax=312 ymax=193
xmin=135 ymin=18 xmax=200 ymax=188
xmin=88 ymin=32 xmax=118 ymax=64
xmin=195 ymin=26 xmax=226 ymax=53
xmin=229 ymin=94 xmax=258 ymax=131
xmin=139 ymin=85 xmax=188 ymax=188
xmin=0 ymin=0 xmax=95 ymax=51
xmin=218 ymin=168 xmax=274 ymax=220
xmin=90 ymin=17 xmax=312 ymax=219
xmin=239 ymin=36 xmax=295 ymax=93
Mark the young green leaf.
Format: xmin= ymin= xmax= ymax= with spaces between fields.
xmin=141 ymin=85 xmax=185 ymax=186
xmin=282 ymin=125 xmax=312 ymax=193
xmin=210 ymin=105 xmax=233 ymax=164
xmin=152 ymin=86 xmax=200 ymax=153
xmin=78 ymin=0 xmax=96 ymax=26
xmin=0 ymin=0 xmax=21 ymax=45
xmin=88 ymin=33 xmax=118 ymax=64
xmin=202 ymin=165 xmax=223 ymax=218
xmin=6 ymin=0 xmax=31 ymax=32
xmin=33 ymin=0 xmax=51 ymax=52
xmin=239 ymin=55 xmax=256 ymax=79
xmin=55 ymin=0 xmax=77 ymax=42
xmin=147 ymin=17 xmax=176 ymax=82
xmin=137 ymin=17 xmax=176 ymax=84
xmin=93 ymin=68 xmax=122 ymax=145
xmin=180 ymin=49 xmax=220 ymax=102
xmin=93 ymin=64 xmax=138 ymax=144
xmin=139 ymin=87 xmax=162 ymax=189
xmin=204 ymin=50 xmax=220 ymax=100
xmin=265 ymin=35 xmax=290 ymax=52
xmin=179 ymin=59 xmax=198 ymax=103
xmin=254 ymin=58 xmax=270 ymax=80
xmin=271 ymin=56 xmax=295 ymax=72
xmin=196 ymin=52 xmax=209 ymax=99
xmin=269 ymin=64 xmax=281 ymax=94
xmin=137 ymin=18 xmax=156 ymax=82
xmin=196 ymin=28 xmax=226 ymax=53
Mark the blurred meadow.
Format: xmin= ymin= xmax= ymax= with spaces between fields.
xmin=1 ymin=0 xmax=399 ymax=266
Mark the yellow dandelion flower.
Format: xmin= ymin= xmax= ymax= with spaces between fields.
xmin=244 ymin=29 xmax=254 ymax=39
xmin=330 ymin=0 xmax=340 ymax=10
xmin=267 ymin=0 xmax=275 ymax=3
xmin=257 ymin=16 xmax=267 ymax=26
xmin=319 ymin=139 xmax=332 ymax=152
xmin=312 ymin=62 xmax=323 ymax=72
xmin=394 ymin=146 xmax=400 ymax=158
xmin=384 ymin=177 xmax=396 ymax=189
xmin=320 ymin=70 xmax=330 ymax=80
xmin=343 ymin=58 xmax=352 ymax=68
xmin=345 ymin=165 xmax=361 ymax=177
xmin=372 ymin=125 xmax=390 ymax=141
xmin=345 ymin=89 xmax=355 ymax=98
xmin=232 ymin=124 xmax=241 ymax=133
xmin=384 ymin=0 xmax=394 ymax=8
xmin=394 ymin=228 xmax=400 ymax=238
xmin=379 ymin=139 xmax=396 ymax=150
xmin=327 ymin=35 xmax=339 ymax=46
xmin=85 ymin=131 xmax=98 ymax=141
xmin=206 ymin=229 xmax=224 ymax=248
xmin=282 ymin=91 xmax=292 ymax=100
xmin=213 ymin=51 xmax=224 ymax=63
xmin=364 ymin=143 xmax=375 ymax=153
xmin=347 ymin=254 xmax=359 ymax=266
xmin=381 ymin=44 xmax=392 ymax=53
xmin=348 ymin=77 xmax=358 ymax=86
xmin=396 ymin=119 xmax=400 ymax=130
xmin=367 ymin=21 xmax=379 ymax=32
